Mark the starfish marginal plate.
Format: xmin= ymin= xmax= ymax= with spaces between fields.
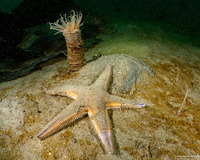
xmin=37 ymin=65 xmax=145 ymax=154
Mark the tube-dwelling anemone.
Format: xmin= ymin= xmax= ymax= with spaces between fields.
xmin=49 ymin=10 xmax=86 ymax=72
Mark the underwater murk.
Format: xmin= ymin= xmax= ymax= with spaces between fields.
xmin=0 ymin=0 xmax=200 ymax=159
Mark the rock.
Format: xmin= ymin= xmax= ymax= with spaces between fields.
xmin=64 ymin=54 xmax=154 ymax=95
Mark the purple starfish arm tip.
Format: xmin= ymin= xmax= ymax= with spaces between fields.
xmin=99 ymin=130 xmax=114 ymax=154
xmin=137 ymin=103 xmax=145 ymax=107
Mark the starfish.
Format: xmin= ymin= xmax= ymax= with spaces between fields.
xmin=37 ymin=65 xmax=145 ymax=154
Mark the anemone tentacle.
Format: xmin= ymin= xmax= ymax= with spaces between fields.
xmin=49 ymin=10 xmax=83 ymax=34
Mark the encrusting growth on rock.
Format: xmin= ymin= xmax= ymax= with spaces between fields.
xmin=49 ymin=10 xmax=86 ymax=72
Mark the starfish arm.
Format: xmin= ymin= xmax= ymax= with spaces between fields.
xmin=88 ymin=109 xmax=114 ymax=154
xmin=37 ymin=101 xmax=87 ymax=140
xmin=107 ymin=95 xmax=145 ymax=109
xmin=46 ymin=85 xmax=84 ymax=100
xmin=92 ymin=65 xmax=112 ymax=91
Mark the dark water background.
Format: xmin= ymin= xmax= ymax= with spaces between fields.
xmin=1 ymin=0 xmax=200 ymax=33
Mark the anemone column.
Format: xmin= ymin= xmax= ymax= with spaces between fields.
xmin=64 ymin=29 xmax=85 ymax=72
xmin=49 ymin=11 xmax=86 ymax=72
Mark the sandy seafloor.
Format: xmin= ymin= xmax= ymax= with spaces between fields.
xmin=0 ymin=21 xmax=200 ymax=160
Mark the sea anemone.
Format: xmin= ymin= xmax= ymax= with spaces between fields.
xmin=49 ymin=10 xmax=86 ymax=72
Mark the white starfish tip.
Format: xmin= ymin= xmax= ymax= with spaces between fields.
xmin=137 ymin=103 xmax=145 ymax=108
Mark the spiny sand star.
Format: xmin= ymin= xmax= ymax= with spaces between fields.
xmin=37 ymin=65 xmax=145 ymax=154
